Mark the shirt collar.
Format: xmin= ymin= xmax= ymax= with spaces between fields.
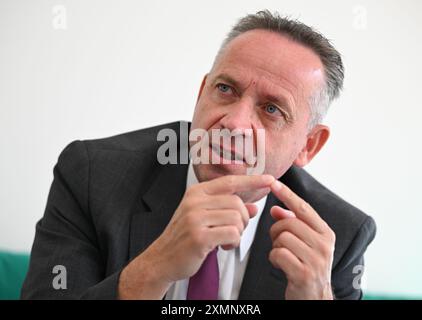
xmin=186 ymin=162 xmax=267 ymax=261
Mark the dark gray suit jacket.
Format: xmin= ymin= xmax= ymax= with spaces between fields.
xmin=21 ymin=121 xmax=376 ymax=300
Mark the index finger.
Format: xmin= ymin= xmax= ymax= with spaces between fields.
xmin=271 ymin=180 xmax=327 ymax=233
xmin=203 ymin=174 xmax=275 ymax=195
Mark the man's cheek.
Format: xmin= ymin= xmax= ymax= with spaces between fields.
xmin=196 ymin=106 xmax=220 ymax=128
xmin=267 ymin=150 xmax=292 ymax=177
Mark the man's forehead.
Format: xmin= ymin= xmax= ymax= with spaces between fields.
xmin=212 ymin=29 xmax=325 ymax=95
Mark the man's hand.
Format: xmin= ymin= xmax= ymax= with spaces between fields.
xmin=118 ymin=174 xmax=275 ymax=299
xmin=269 ymin=180 xmax=336 ymax=300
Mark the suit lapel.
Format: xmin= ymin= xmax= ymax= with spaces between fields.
xmin=128 ymin=163 xmax=188 ymax=260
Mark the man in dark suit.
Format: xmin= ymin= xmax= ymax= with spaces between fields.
xmin=21 ymin=11 xmax=376 ymax=300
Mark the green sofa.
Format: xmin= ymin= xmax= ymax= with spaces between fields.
xmin=0 ymin=250 xmax=29 ymax=300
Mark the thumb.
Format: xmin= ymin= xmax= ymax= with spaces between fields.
xmin=270 ymin=205 xmax=296 ymax=220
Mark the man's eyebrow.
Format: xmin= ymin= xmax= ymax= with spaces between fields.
xmin=212 ymin=73 xmax=244 ymax=90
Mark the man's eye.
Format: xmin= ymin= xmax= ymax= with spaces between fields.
xmin=217 ymin=83 xmax=232 ymax=94
xmin=265 ymin=104 xmax=282 ymax=116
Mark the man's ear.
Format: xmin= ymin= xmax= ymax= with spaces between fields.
xmin=293 ymin=124 xmax=330 ymax=167
xmin=196 ymin=74 xmax=208 ymax=102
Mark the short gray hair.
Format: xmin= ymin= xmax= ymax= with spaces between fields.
xmin=214 ymin=10 xmax=344 ymax=129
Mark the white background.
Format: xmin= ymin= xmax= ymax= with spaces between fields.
xmin=1 ymin=0 xmax=421 ymax=297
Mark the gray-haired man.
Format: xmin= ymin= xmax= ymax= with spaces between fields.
xmin=22 ymin=11 xmax=376 ymax=300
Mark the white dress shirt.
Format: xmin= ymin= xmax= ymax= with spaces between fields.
xmin=165 ymin=162 xmax=267 ymax=300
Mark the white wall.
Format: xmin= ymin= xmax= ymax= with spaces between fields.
xmin=1 ymin=0 xmax=421 ymax=296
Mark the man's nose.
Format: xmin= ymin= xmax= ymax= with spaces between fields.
xmin=219 ymin=100 xmax=254 ymax=135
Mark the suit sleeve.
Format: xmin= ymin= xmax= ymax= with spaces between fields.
xmin=21 ymin=140 xmax=121 ymax=299
xmin=331 ymin=215 xmax=377 ymax=300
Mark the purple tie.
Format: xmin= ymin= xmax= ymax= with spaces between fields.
xmin=187 ymin=247 xmax=219 ymax=300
